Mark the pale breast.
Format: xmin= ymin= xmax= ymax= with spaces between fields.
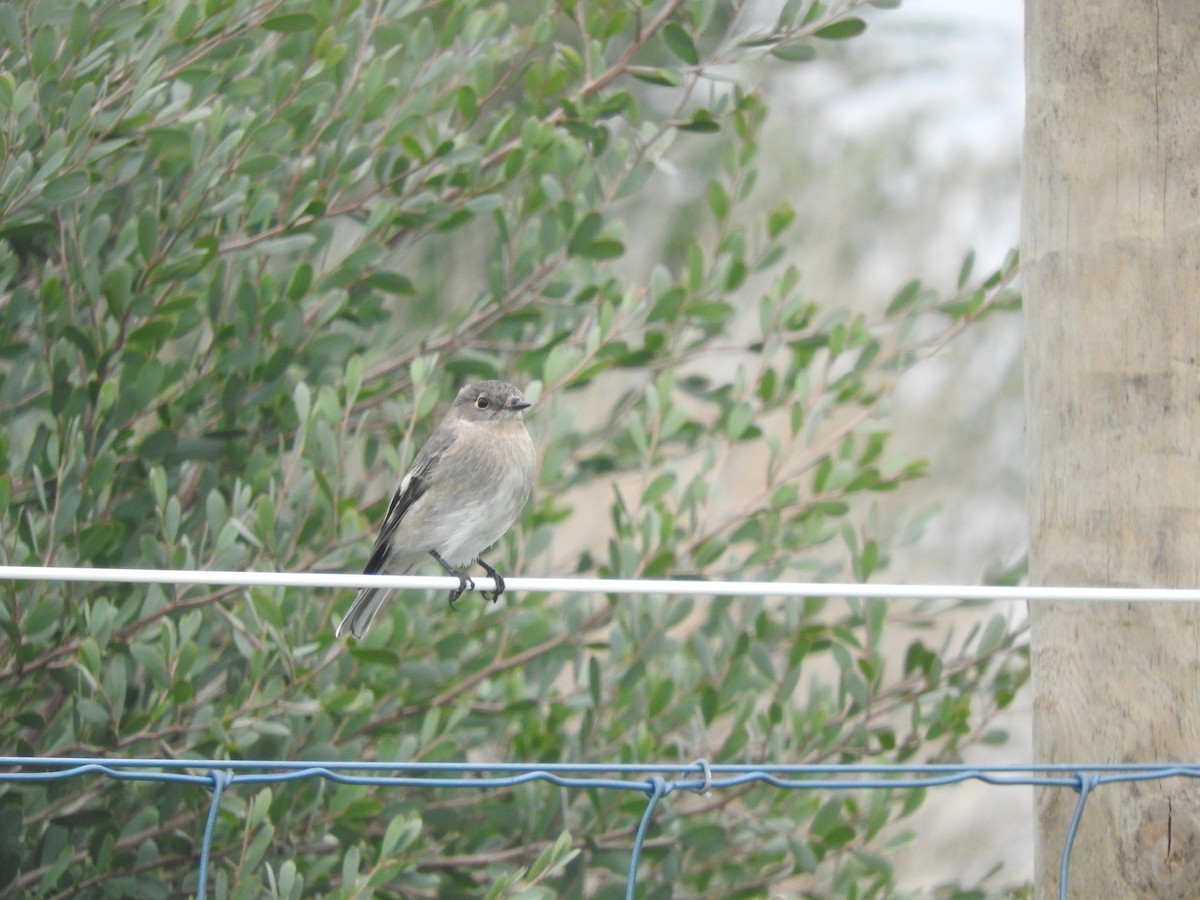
xmin=405 ymin=418 xmax=535 ymax=565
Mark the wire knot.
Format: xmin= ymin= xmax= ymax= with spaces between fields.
xmin=1070 ymin=771 xmax=1099 ymax=796
xmin=645 ymin=774 xmax=670 ymax=799
xmin=686 ymin=758 xmax=713 ymax=797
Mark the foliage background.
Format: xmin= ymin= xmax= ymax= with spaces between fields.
xmin=0 ymin=0 xmax=1026 ymax=896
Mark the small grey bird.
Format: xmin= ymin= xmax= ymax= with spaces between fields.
xmin=336 ymin=380 xmax=537 ymax=639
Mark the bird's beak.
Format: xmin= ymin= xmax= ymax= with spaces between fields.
xmin=511 ymin=399 xmax=532 ymax=411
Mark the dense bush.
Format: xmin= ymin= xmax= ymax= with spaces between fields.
xmin=0 ymin=0 xmax=1025 ymax=896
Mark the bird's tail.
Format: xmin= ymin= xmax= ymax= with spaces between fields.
xmin=335 ymin=585 xmax=391 ymax=639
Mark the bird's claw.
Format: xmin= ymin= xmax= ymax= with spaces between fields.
xmin=477 ymin=557 xmax=506 ymax=604
xmin=446 ymin=573 xmax=475 ymax=610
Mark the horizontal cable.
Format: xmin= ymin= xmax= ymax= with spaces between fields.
xmin=3 ymin=565 xmax=1200 ymax=602
xmin=5 ymin=758 xmax=1200 ymax=790
xmin=6 ymin=756 xmax=1200 ymax=775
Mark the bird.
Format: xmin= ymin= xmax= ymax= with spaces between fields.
xmin=335 ymin=380 xmax=537 ymax=639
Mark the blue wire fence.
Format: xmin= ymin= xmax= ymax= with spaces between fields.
xmin=9 ymin=569 xmax=1200 ymax=897
xmin=5 ymin=756 xmax=1200 ymax=899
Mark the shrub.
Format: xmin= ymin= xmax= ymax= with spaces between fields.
xmin=0 ymin=0 xmax=1025 ymax=895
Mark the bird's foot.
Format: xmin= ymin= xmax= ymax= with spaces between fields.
xmin=430 ymin=549 xmax=474 ymax=610
xmin=446 ymin=572 xmax=474 ymax=609
xmin=476 ymin=557 xmax=505 ymax=603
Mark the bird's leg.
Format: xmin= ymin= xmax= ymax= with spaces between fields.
xmin=476 ymin=556 xmax=506 ymax=603
xmin=430 ymin=550 xmax=473 ymax=609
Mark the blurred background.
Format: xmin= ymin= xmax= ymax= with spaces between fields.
xmin=773 ymin=0 xmax=1028 ymax=889
xmin=766 ymin=0 xmax=1024 ymax=585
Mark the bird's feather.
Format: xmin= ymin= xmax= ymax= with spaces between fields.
xmin=362 ymin=428 xmax=457 ymax=572
xmin=336 ymin=424 xmax=461 ymax=637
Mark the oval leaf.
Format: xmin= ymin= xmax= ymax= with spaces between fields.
xmin=261 ymin=13 xmax=317 ymax=32
xmin=814 ymin=18 xmax=867 ymax=40
xmin=662 ymin=23 xmax=699 ymax=65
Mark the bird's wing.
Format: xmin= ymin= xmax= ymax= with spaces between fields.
xmin=361 ymin=422 xmax=460 ymax=575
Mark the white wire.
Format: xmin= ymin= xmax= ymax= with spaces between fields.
xmin=0 ymin=564 xmax=1198 ymax=602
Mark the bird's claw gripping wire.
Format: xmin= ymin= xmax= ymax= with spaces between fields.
xmin=476 ymin=556 xmax=505 ymax=603
xmin=430 ymin=550 xmax=474 ymax=609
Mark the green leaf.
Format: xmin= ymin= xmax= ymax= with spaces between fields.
xmin=662 ymin=23 xmax=699 ymax=65
xmin=238 ymin=154 xmax=282 ymax=176
xmin=567 ymin=212 xmax=624 ymax=259
xmin=632 ymin=67 xmax=683 ymax=87
xmin=801 ymin=1 xmax=827 ymax=26
xmin=772 ymin=41 xmax=816 ymax=62
xmin=380 ymin=815 xmax=420 ymax=857
xmin=677 ymin=110 xmax=721 ymax=133
xmin=977 ymin=613 xmax=1009 ymax=654
xmin=957 ymin=248 xmax=976 ymax=289
xmin=364 ymin=271 xmax=415 ymax=294
xmin=642 ymin=473 xmax=676 ymax=505
xmin=137 ymin=210 xmax=158 ymax=261
xmin=567 ymin=212 xmax=602 ymax=256
xmin=707 ymin=182 xmax=728 ymax=219
xmin=768 ymin=201 xmax=796 ymax=237
xmin=810 ymin=798 xmax=844 ymax=837
xmin=812 ymin=456 xmax=833 ymax=492
xmin=129 ymin=643 xmax=170 ymax=688
xmin=588 ymin=656 xmax=601 ymax=709
xmin=580 ymin=238 xmax=624 ymax=259
xmin=40 ymin=171 xmax=88 ymax=202
xmin=885 ymin=279 xmax=922 ymax=315
xmin=51 ymin=808 xmax=111 ymax=829
xmin=293 ymin=381 xmax=311 ymax=427
xmin=261 ymin=13 xmax=317 ymax=32
xmin=814 ymin=18 xmax=867 ymax=40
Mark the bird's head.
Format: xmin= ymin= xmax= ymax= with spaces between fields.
xmin=452 ymin=380 xmax=532 ymax=424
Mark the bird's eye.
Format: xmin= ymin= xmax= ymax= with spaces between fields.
xmin=475 ymin=396 xmax=490 ymax=409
